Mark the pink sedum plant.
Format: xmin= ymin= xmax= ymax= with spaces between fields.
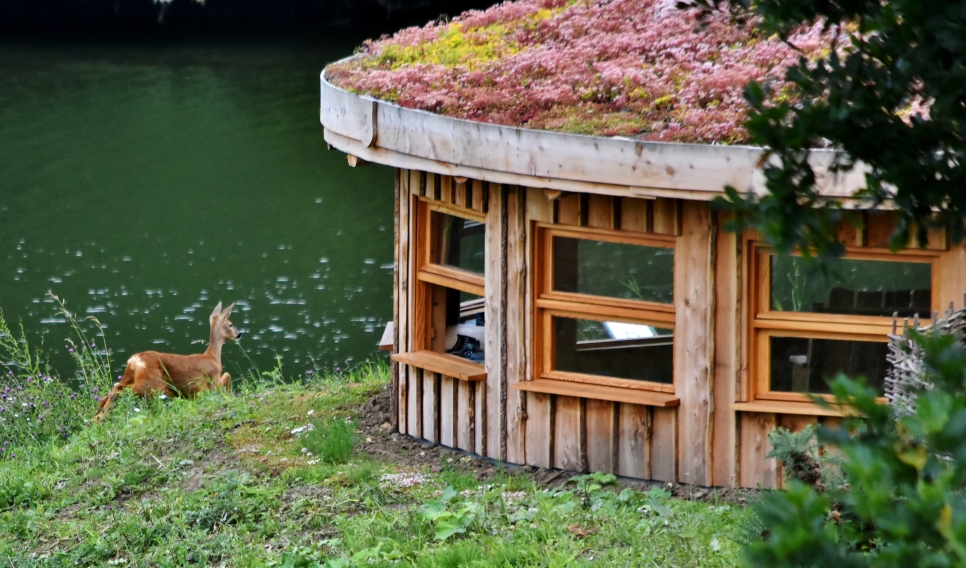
xmin=325 ymin=0 xmax=838 ymax=144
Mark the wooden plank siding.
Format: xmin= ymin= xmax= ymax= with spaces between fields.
xmin=391 ymin=169 xmax=966 ymax=489
xmin=674 ymin=201 xmax=713 ymax=486
xmin=712 ymin=212 xmax=739 ymax=487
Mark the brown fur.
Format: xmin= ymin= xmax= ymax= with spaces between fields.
xmin=93 ymin=302 xmax=242 ymax=422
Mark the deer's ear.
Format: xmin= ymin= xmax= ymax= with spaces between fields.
xmin=210 ymin=302 xmax=223 ymax=321
xmin=221 ymin=303 xmax=235 ymax=319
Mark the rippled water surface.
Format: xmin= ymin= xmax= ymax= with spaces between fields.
xmin=0 ymin=38 xmax=395 ymax=378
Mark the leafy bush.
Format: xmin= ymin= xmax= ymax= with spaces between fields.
xmin=0 ymin=295 xmax=113 ymax=460
xmin=745 ymin=330 xmax=966 ymax=567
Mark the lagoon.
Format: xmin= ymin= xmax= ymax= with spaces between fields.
xmin=0 ymin=37 xmax=395 ymax=379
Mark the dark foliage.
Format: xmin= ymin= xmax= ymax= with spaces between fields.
xmin=745 ymin=331 xmax=966 ymax=566
xmin=0 ymin=0 xmax=503 ymax=38
xmin=703 ymin=0 xmax=966 ymax=258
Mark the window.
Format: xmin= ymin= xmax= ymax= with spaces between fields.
xmin=748 ymin=244 xmax=936 ymax=405
xmin=534 ymin=224 xmax=676 ymax=394
xmin=390 ymin=199 xmax=487 ymax=381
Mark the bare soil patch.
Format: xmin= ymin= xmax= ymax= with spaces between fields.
xmin=355 ymin=386 xmax=757 ymax=505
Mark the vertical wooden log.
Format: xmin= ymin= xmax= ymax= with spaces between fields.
xmin=525 ymin=392 xmax=552 ymax=468
xmin=440 ymin=175 xmax=453 ymax=204
xmin=585 ymin=399 xmax=615 ymax=474
xmin=617 ymin=403 xmax=651 ymax=479
xmin=675 ymin=201 xmax=713 ymax=486
xmin=468 ymin=380 xmax=477 ymax=454
xmin=555 ymin=193 xmax=582 ymax=226
xmin=475 ymin=381 xmax=485 ymax=455
xmin=505 ymin=187 xmax=527 ymax=464
xmin=586 ymin=194 xmax=615 ymax=230
xmin=620 ymin=197 xmax=651 ymax=234
xmin=937 ymin=241 xmax=966 ymax=310
xmin=650 ymin=407 xmax=677 ymax=482
xmin=424 ymin=172 xmax=437 ymax=199
xmin=712 ymin=212 xmax=739 ymax=487
xmin=525 ymin=187 xmax=554 ymax=468
xmin=484 ymin=185 xmax=506 ymax=459
xmin=653 ymin=198 xmax=681 ymax=236
xmin=397 ymin=170 xmax=413 ymax=433
xmin=391 ymin=169 xmax=401 ymax=432
xmin=836 ymin=212 xmax=866 ymax=248
xmin=739 ymin=412 xmax=779 ymax=488
xmin=553 ymin=395 xmax=582 ymax=471
xmin=472 ymin=179 xmax=485 ymax=213
xmin=457 ymin=379 xmax=471 ymax=452
xmin=409 ymin=368 xmax=420 ymax=438
xmin=454 ymin=178 xmax=468 ymax=208
xmin=440 ymin=376 xmax=455 ymax=446
xmin=422 ymin=371 xmax=438 ymax=443
xmin=866 ymin=211 xmax=897 ymax=249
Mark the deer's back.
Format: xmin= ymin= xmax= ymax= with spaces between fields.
xmin=126 ymin=350 xmax=222 ymax=398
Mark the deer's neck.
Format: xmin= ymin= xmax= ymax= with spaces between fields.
xmin=205 ymin=327 xmax=224 ymax=367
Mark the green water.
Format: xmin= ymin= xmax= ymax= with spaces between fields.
xmin=0 ymin=39 xmax=395 ymax=379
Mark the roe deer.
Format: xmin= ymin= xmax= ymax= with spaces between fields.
xmin=93 ymin=302 xmax=242 ymax=422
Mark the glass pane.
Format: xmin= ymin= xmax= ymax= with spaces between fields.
xmin=552 ymin=237 xmax=673 ymax=303
xmin=554 ymin=317 xmax=673 ymax=383
xmin=769 ymin=336 xmax=887 ymax=394
xmin=770 ymin=255 xmax=931 ymax=317
xmin=442 ymin=288 xmax=485 ymax=363
xmin=435 ymin=212 xmax=484 ymax=275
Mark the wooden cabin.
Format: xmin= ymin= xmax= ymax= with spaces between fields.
xmin=318 ymin=12 xmax=966 ymax=489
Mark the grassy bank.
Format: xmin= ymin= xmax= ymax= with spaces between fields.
xmin=0 ymin=364 xmax=750 ymax=567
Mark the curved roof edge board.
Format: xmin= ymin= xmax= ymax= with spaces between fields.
xmin=320 ymin=63 xmax=870 ymax=202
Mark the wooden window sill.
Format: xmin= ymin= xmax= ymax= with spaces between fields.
xmin=732 ymin=401 xmax=849 ymax=417
xmin=391 ymin=350 xmax=486 ymax=382
xmin=514 ymin=379 xmax=679 ymax=407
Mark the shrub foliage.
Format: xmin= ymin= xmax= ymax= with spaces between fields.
xmin=745 ymin=331 xmax=966 ymax=567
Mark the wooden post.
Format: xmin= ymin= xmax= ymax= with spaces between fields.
xmin=674 ymin=201 xmax=713 ymax=486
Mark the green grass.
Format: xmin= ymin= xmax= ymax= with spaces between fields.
xmin=302 ymin=418 xmax=356 ymax=465
xmin=0 ymin=365 xmax=752 ymax=567
xmin=0 ymin=309 xmax=751 ymax=566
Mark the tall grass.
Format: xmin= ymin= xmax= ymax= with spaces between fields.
xmin=0 ymin=294 xmax=114 ymax=460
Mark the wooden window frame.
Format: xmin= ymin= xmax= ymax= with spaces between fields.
xmin=744 ymin=238 xmax=940 ymax=408
xmin=532 ymin=222 xmax=677 ymax=395
xmin=391 ymin=197 xmax=487 ymax=381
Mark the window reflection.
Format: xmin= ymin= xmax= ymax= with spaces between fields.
xmin=770 ymin=255 xmax=931 ymax=317
xmin=435 ymin=212 xmax=485 ymax=275
xmin=552 ymin=237 xmax=673 ymax=303
xmin=769 ymin=336 xmax=887 ymax=394
xmin=554 ymin=317 xmax=673 ymax=383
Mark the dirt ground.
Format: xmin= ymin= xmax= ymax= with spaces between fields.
xmin=355 ymin=386 xmax=758 ymax=505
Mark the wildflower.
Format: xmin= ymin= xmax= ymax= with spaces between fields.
xmin=306 ymin=370 xmax=314 ymax=376
xmin=92 ymin=387 xmax=98 ymax=393
xmin=68 ymin=348 xmax=73 ymax=353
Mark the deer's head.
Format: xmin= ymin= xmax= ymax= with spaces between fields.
xmin=210 ymin=302 xmax=243 ymax=342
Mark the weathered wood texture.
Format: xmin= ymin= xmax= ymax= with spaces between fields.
xmin=505 ymin=187 xmax=528 ymax=464
xmin=484 ymin=183 xmax=505 ymax=459
xmin=674 ymin=201 xmax=714 ymax=486
xmin=322 ymin=74 xmax=870 ymax=200
xmin=712 ymin=212 xmax=739 ymax=487
xmin=392 ymin=172 xmax=966 ymax=488
xmin=739 ymin=412 xmax=778 ymax=488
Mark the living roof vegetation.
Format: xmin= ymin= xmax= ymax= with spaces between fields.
xmin=325 ymin=0 xmax=835 ymax=144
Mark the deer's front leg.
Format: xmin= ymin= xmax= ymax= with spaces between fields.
xmin=216 ymin=372 xmax=231 ymax=393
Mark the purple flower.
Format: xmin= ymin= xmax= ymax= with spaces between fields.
xmin=306 ymin=370 xmax=314 ymax=376
xmin=92 ymin=387 xmax=98 ymax=393
xmin=68 ymin=348 xmax=73 ymax=353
